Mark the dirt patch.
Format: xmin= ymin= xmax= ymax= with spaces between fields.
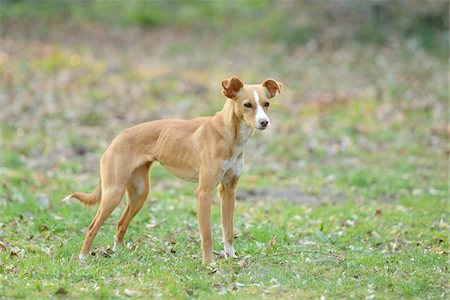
xmin=236 ymin=186 xmax=345 ymax=206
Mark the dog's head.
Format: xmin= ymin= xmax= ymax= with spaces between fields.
xmin=221 ymin=77 xmax=283 ymax=130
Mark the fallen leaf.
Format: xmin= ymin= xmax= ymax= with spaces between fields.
xmin=145 ymin=221 xmax=160 ymax=229
xmin=124 ymin=289 xmax=142 ymax=297
xmin=53 ymin=215 xmax=64 ymax=221
xmin=206 ymin=261 xmax=219 ymax=274
xmin=299 ymin=237 xmax=317 ymax=246
xmin=213 ymin=250 xmax=226 ymax=258
xmin=55 ymin=287 xmax=68 ymax=295
xmin=208 ymin=268 xmax=218 ymax=275
xmin=39 ymin=225 xmax=49 ymax=231
xmin=129 ymin=244 xmax=137 ymax=252
xmin=267 ymin=236 xmax=277 ymax=249
xmin=91 ymin=247 xmax=114 ymax=258
xmin=237 ymin=256 xmax=251 ymax=268
xmin=10 ymin=246 xmax=23 ymax=258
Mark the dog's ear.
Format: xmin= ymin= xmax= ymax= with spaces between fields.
xmin=221 ymin=77 xmax=244 ymax=99
xmin=262 ymin=79 xmax=283 ymax=98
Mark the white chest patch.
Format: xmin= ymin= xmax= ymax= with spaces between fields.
xmin=218 ymin=122 xmax=252 ymax=184
xmin=234 ymin=158 xmax=244 ymax=176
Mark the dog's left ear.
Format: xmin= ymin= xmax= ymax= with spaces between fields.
xmin=262 ymin=79 xmax=283 ymax=98
xmin=221 ymin=77 xmax=244 ymax=99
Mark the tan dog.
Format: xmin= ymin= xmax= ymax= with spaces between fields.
xmin=64 ymin=77 xmax=282 ymax=264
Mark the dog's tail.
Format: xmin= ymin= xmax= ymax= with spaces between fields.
xmin=63 ymin=179 xmax=102 ymax=206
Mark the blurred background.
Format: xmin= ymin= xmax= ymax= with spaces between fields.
xmin=0 ymin=0 xmax=448 ymax=203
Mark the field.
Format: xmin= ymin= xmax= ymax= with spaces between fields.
xmin=0 ymin=1 xmax=448 ymax=299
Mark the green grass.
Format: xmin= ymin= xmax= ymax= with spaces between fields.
xmin=0 ymin=169 xmax=447 ymax=299
xmin=1 ymin=92 xmax=447 ymax=298
xmin=0 ymin=1 xmax=448 ymax=298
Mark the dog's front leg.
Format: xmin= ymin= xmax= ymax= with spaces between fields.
xmin=218 ymin=165 xmax=241 ymax=259
xmin=196 ymin=163 xmax=221 ymax=265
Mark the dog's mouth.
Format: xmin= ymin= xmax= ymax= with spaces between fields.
xmin=255 ymin=126 xmax=268 ymax=131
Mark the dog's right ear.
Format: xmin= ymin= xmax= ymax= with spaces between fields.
xmin=262 ymin=79 xmax=283 ymax=98
xmin=221 ymin=77 xmax=244 ymax=99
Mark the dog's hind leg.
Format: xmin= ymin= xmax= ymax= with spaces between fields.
xmin=114 ymin=162 xmax=151 ymax=250
xmin=79 ymin=156 xmax=130 ymax=259
xmin=79 ymin=187 xmax=125 ymax=259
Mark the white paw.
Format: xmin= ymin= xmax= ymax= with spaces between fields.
xmin=78 ymin=253 xmax=87 ymax=261
xmin=73 ymin=254 xmax=88 ymax=266
xmin=224 ymin=244 xmax=237 ymax=259
xmin=112 ymin=237 xmax=122 ymax=252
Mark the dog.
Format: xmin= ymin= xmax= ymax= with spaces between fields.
xmin=64 ymin=77 xmax=283 ymax=264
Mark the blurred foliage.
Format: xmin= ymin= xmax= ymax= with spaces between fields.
xmin=1 ymin=0 xmax=448 ymax=57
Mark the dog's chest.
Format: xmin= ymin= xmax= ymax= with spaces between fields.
xmin=220 ymin=123 xmax=252 ymax=176
xmin=221 ymin=143 xmax=244 ymax=171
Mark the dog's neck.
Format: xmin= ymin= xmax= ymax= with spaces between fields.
xmin=214 ymin=99 xmax=253 ymax=145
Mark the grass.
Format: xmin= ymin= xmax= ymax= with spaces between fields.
xmin=1 ymin=92 xmax=447 ymax=298
xmin=0 ymin=161 xmax=447 ymax=299
xmin=0 ymin=1 xmax=448 ymax=299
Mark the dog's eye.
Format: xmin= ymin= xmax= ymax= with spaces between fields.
xmin=264 ymin=102 xmax=270 ymax=107
xmin=244 ymin=103 xmax=252 ymax=108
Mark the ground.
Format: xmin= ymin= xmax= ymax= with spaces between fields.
xmin=0 ymin=2 xmax=448 ymax=299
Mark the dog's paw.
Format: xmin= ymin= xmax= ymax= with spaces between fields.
xmin=112 ymin=238 xmax=122 ymax=252
xmin=202 ymin=255 xmax=216 ymax=266
xmin=72 ymin=254 xmax=88 ymax=266
xmin=224 ymin=244 xmax=238 ymax=259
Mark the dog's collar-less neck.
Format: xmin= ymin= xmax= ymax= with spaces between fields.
xmin=218 ymin=99 xmax=253 ymax=143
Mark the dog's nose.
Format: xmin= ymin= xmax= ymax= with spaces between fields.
xmin=259 ymin=119 xmax=269 ymax=128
